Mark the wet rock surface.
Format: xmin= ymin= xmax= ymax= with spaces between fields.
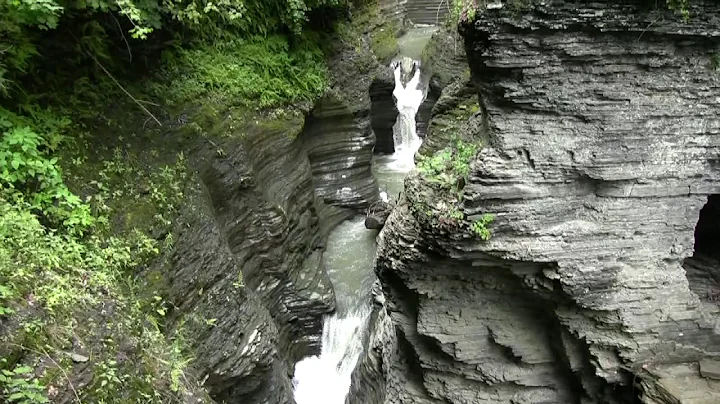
xmin=370 ymin=69 xmax=398 ymax=154
xmin=405 ymin=0 xmax=448 ymax=26
xmin=160 ymin=25 xmax=389 ymax=403
xmin=164 ymin=116 xmax=351 ymax=403
xmin=365 ymin=201 xmax=394 ymax=229
xmin=302 ymin=93 xmax=380 ymax=210
xmin=356 ymin=1 xmax=720 ymax=403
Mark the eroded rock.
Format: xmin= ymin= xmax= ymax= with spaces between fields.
xmin=358 ymin=1 xmax=720 ymax=403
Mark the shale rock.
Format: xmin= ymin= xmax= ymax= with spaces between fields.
xmin=365 ymin=201 xmax=394 ymax=229
xmin=361 ymin=1 xmax=720 ymax=403
xmin=302 ymin=93 xmax=380 ymax=210
xmin=378 ymin=0 xmax=408 ymax=33
xmin=302 ymin=40 xmax=385 ymax=209
xmin=161 ymin=21 xmax=390 ymax=403
xmin=370 ymin=69 xmax=398 ymax=154
xmin=421 ymin=25 xmax=467 ymax=91
xmin=166 ymin=192 xmax=295 ymax=404
xmin=163 ymin=108 xmax=369 ymax=403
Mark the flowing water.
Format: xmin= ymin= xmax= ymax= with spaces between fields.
xmin=292 ymin=27 xmax=436 ymax=404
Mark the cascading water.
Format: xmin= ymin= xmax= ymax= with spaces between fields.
xmin=388 ymin=59 xmax=425 ymax=172
xmin=293 ymin=56 xmax=427 ymax=404
xmin=292 ymin=220 xmax=375 ymax=404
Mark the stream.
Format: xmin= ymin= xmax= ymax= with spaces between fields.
xmin=292 ymin=26 xmax=437 ymax=404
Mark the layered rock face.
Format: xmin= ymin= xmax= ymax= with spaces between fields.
xmin=379 ymin=0 xmax=408 ymax=30
xmin=358 ymin=1 xmax=720 ymax=403
xmin=160 ymin=31 xmax=386 ymax=403
xmin=302 ymin=94 xmax=380 ymax=209
xmin=164 ymin=116 xmax=350 ymax=403
xmin=370 ymin=70 xmax=398 ymax=154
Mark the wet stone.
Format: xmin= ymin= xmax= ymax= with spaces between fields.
xmin=700 ymin=360 xmax=720 ymax=381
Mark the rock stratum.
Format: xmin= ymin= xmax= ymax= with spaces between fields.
xmin=352 ymin=1 xmax=720 ymax=403
xmin=158 ymin=32 xmax=388 ymax=402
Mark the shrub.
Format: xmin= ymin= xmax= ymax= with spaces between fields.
xmin=417 ymin=137 xmax=477 ymax=188
xmin=0 ymin=108 xmax=94 ymax=234
xmin=413 ymin=138 xmax=494 ymax=240
xmin=153 ymin=36 xmax=328 ymax=109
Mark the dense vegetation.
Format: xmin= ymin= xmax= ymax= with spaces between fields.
xmin=0 ymin=0 xmax=363 ymax=402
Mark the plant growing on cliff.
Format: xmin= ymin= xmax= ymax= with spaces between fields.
xmin=153 ymin=35 xmax=328 ymax=109
xmin=0 ymin=106 xmax=204 ymax=402
xmin=417 ymin=138 xmax=478 ymax=188
xmin=0 ymin=108 xmax=94 ymax=234
xmin=667 ymin=0 xmax=691 ymax=19
xmin=451 ymin=0 xmax=479 ymax=24
xmin=470 ymin=213 xmax=494 ymax=240
xmin=412 ymin=138 xmax=494 ymax=240
xmin=0 ymin=362 xmax=49 ymax=404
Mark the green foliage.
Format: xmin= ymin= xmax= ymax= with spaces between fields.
xmin=417 ymin=138 xmax=478 ymax=188
xmin=470 ymin=213 xmax=494 ymax=241
xmin=370 ymin=27 xmax=398 ymax=62
xmin=0 ymin=108 xmax=94 ymax=234
xmin=0 ymin=362 xmax=49 ymax=404
xmin=154 ymin=36 xmax=328 ymax=109
xmin=451 ymin=0 xmax=478 ymax=25
xmin=2 ymin=0 xmax=342 ymax=39
xmin=411 ymin=138 xmax=494 ymax=241
xmin=711 ymin=53 xmax=720 ymax=70
xmin=667 ymin=0 xmax=690 ymax=19
xmin=0 ymin=101 xmax=200 ymax=401
xmin=0 ymin=0 xmax=346 ymax=101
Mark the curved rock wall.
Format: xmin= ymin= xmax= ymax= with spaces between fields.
xmin=302 ymin=93 xmax=380 ymax=209
xmin=163 ymin=115 xmax=353 ymax=403
xmin=370 ymin=70 xmax=398 ymax=154
xmin=160 ymin=25 xmax=388 ymax=403
xmin=165 ymin=185 xmax=297 ymax=404
xmin=354 ymin=1 xmax=720 ymax=403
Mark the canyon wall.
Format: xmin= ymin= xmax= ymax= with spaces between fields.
xmin=156 ymin=5 xmax=408 ymax=400
xmin=356 ymin=1 xmax=720 ymax=403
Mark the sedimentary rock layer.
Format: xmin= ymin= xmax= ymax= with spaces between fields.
xmin=163 ymin=29 xmax=386 ymax=403
xmin=165 ymin=115 xmax=353 ymax=403
xmin=370 ymin=70 xmax=398 ymax=154
xmin=360 ymin=1 xmax=720 ymax=403
xmin=302 ymin=94 xmax=380 ymax=209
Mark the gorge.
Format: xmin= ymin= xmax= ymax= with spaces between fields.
xmin=3 ymin=1 xmax=720 ymax=404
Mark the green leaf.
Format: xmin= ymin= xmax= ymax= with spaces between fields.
xmin=13 ymin=365 xmax=33 ymax=374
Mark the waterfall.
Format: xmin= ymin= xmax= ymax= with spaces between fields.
xmin=292 ymin=61 xmax=426 ymax=404
xmin=389 ymin=59 xmax=425 ymax=171
xmin=293 ymin=306 xmax=371 ymax=404
xmin=292 ymin=219 xmax=376 ymax=404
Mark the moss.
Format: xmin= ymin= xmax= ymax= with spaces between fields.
xmin=336 ymin=0 xmax=399 ymax=63
xmin=370 ymin=27 xmax=399 ymax=63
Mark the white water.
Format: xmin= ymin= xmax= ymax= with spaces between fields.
xmin=386 ymin=60 xmax=425 ymax=173
xmin=292 ymin=60 xmax=426 ymax=404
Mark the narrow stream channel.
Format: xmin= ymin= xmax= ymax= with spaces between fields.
xmin=292 ymin=26 xmax=437 ymax=404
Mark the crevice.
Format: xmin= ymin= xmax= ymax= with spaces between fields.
xmin=684 ymin=194 xmax=720 ymax=302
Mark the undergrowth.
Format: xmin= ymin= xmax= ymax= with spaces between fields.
xmin=150 ymin=35 xmax=328 ymax=109
xmin=413 ymin=137 xmax=494 ymax=240
xmin=0 ymin=106 xmax=201 ymax=403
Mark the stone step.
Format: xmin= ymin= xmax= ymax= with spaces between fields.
xmin=406 ymin=0 xmax=449 ymax=25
